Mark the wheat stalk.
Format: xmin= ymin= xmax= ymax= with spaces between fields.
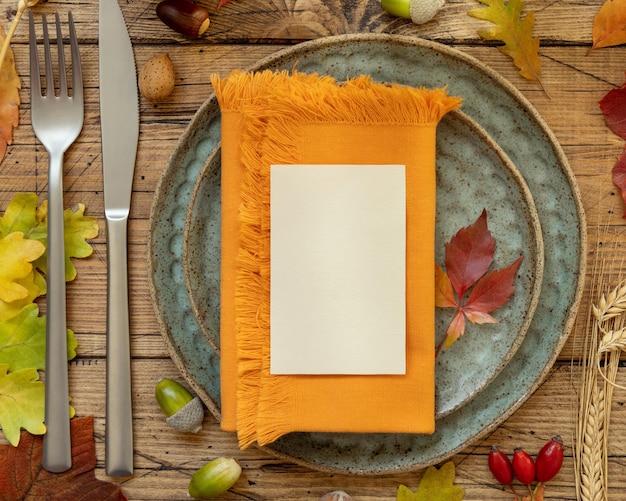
xmin=580 ymin=380 xmax=605 ymax=501
xmin=576 ymin=281 xmax=626 ymax=501
xmin=593 ymin=282 xmax=626 ymax=324
xmin=574 ymin=195 xmax=626 ymax=501
xmin=597 ymin=326 xmax=626 ymax=354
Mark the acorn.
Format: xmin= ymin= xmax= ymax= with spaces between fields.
xmin=188 ymin=457 xmax=242 ymax=499
xmin=156 ymin=0 xmax=210 ymax=38
xmin=155 ymin=378 xmax=204 ymax=433
xmin=381 ymin=0 xmax=445 ymax=24
xmin=319 ymin=491 xmax=355 ymax=501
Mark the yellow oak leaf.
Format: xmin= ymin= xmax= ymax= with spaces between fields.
xmin=589 ymin=0 xmax=626 ymax=53
xmin=397 ymin=462 xmax=465 ymax=501
xmin=0 ymin=232 xmax=45 ymax=303
xmin=468 ymin=0 xmax=541 ymax=82
xmin=0 ymin=25 xmax=20 ymax=162
xmin=0 ymin=270 xmax=44 ymax=322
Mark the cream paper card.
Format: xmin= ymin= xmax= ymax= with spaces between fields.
xmin=270 ymin=164 xmax=406 ymax=375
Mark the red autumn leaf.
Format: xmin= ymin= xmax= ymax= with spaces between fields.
xmin=0 ymin=415 xmax=128 ymax=501
xmin=444 ymin=209 xmax=495 ymax=298
xmin=600 ymin=72 xmax=626 ymax=217
xmin=436 ymin=210 xmax=523 ymax=354
xmin=443 ymin=310 xmax=468 ymax=350
xmin=600 ymin=73 xmax=626 ymax=140
xmin=463 ymin=256 xmax=523 ymax=323
xmin=217 ymin=0 xmax=235 ymax=9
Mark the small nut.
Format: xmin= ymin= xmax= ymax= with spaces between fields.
xmin=156 ymin=0 xmax=210 ymax=38
xmin=155 ymin=377 xmax=204 ymax=432
xmin=188 ymin=457 xmax=242 ymax=499
xmin=409 ymin=0 xmax=445 ymax=24
xmin=319 ymin=491 xmax=355 ymax=501
xmin=381 ymin=0 xmax=444 ymax=25
xmin=139 ymin=53 xmax=176 ymax=101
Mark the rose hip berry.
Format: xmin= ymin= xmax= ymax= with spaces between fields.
xmin=535 ymin=435 xmax=564 ymax=483
xmin=489 ymin=445 xmax=513 ymax=485
xmin=512 ymin=447 xmax=536 ymax=484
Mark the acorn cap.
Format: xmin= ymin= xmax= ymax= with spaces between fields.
xmin=165 ymin=396 xmax=204 ymax=433
xmin=409 ymin=0 xmax=445 ymax=24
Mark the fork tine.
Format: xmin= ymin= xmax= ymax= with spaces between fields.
xmin=28 ymin=11 xmax=41 ymax=97
xmin=68 ymin=12 xmax=82 ymax=102
xmin=54 ymin=13 xmax=68 ymax=97
xmin=41 ymin=13 xmax=54 ymax=97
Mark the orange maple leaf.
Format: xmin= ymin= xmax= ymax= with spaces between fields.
xmin=0 ymin=25 xmax=20 ymax=163
xmin=589 ymin=0 xmax=626 ymax=53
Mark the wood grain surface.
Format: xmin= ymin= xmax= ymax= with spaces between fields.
xmin=1 ymin=0 xmax=625 ymax=499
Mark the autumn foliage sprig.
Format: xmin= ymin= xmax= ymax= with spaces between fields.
xmin=0 ymin=0 xmax=39 ymax=70
xmin=0 ymin=193 xmax=98 ymax=446
xmin=468 ymin=0 xmax=542 ymax=84
xmin=435 ymin=209 xmax=522 ymax=356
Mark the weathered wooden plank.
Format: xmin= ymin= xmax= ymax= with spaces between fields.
xmin=5 ymin=0 xmax=606 ymax=45
xmin=3 ymin=360 xmax=623 ymax=499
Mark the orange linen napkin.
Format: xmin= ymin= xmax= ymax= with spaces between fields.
xmin=212 ymin=69 xmax=461 ymax=448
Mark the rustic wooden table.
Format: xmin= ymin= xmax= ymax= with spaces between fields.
xmin=1 ymin=0 xmax=625 ymax=499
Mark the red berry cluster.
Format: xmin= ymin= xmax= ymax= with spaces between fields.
xmin=488 ymin=436 xmax=564 ymax=499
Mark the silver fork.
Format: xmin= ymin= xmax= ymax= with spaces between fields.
xmin=29 ymin=11 xmax=83 ymax=473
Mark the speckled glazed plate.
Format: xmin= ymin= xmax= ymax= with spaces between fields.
xmin=148 ymin=34 xmax=586 ymax=474
xmin=183 ymin=110 xmax=544 ymax=419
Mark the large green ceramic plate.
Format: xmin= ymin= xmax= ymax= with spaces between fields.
xmin=148 ymin=34 xmax=586 ymax=474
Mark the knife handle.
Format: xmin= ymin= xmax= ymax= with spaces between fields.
xmin=42 ymin=151 xmax=72 ymax=473
xmin=105 ymin=215 xmax=134 ymax=477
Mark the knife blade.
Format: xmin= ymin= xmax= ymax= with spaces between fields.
xmin=99 ymin=0 xmax=139 ymax=477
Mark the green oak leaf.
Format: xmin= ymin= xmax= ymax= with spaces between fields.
xmin=397 ymin=462 xmax=465 ymax=501
xmin=0 ymin=364 xmax=46 ymax=446
xmin=0 ymin=303 xmax=77 ymax=371
xmin=33 ymin=201 xmax=99 ymax=281
xmin=0 ymin=192 xmax=39 ymax=237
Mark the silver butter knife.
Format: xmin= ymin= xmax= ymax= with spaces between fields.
xmin=99 ymin=0 xmax=139 ymax=477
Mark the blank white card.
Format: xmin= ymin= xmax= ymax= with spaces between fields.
xmin=270 ymin=164 xmax=406 ymax=375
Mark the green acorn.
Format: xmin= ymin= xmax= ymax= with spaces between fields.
xmin=188 ymin=457 xmax=242 ymax=499
xmin=381 ymin=0 xmax=445 ymax=24
xmin=155 ymin=378 xmax=204 ymax=433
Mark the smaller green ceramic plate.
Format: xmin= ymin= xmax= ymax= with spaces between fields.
xmin=183 ymin=110 xmax=544 ymax=419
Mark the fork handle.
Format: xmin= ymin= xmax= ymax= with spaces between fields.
xmin=42 ymin=151 xmax=72 ymax=473
xmin=105 ymin=215 xmax=134 ymax=477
